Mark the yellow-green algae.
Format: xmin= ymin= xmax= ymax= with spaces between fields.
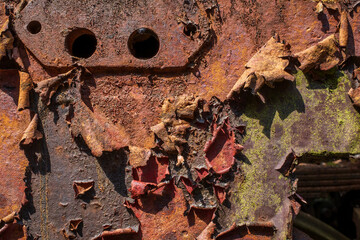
xmin=229 ymin=70 xmax=360 ymax=238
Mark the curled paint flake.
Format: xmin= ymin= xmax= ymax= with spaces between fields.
xmin=20 ymin=114 xmax=43 ymax=146
xmin=196 ymin=222 xmax=216 ymax=240
xmin=339 ymin=10 xmax=349 ymax=48
xmin=17 ymin=72 xmax=33 ymax=111
xmin=0 ymin=212 xmax=16 ymax=228
xmin=348 ymin=87 xmax=360 ymax=107
xmin=180 ymin=177 xmax=196 ymax=194
xmin=227 ymin=35 xmax=294 ymax=100
xmin=60 ymin=228 xmax=76 ymax=240
xmin=34 ymin=68 xmax=77 ymax=106
xmin=70 ymin=101 xmax=130 ymax=157
xmin=92 ymin=228 xmax=137 ymax=240
xmin=195 ymin=168 xmax=209 ymax=181
xmin=354 ymin=67 xmax=360 ymax=81
xmin=128 ymin=146 xmax=151 ymax=168
xmin=0 ymin=20 xmax=14 ymax=60
xmin=235 ymin=124 xmax=246 ymax=134
xmin=315 ymin=2 xmax=324 ymax=13
xmin=294 ymin=34 xmax=341 ymax=73
xmin=132 ymin=156 xmax=169 ymax=184
xmin=129 ymin=154 xmax=170 ymax=198
xmin=72 ymin=180 xmax=95 ymax=198
xmin=213 ymin=185 xmax=226 ymax=204
xmin=69 ymin=218 xmax=83 ymax=232
xmin=175 ymin=95 xmax=202 ymax=120
xmin=288 ymin=196 xmax=302 ymax=215
xmin=176 ymin=154 xmax=185 ymax=167
xmin=129 ymin=180 xmax=157 ymax=199
xmin=204 ymin=119 xmax=236 ymax=174
xmin=150 ymin=122 xmax=176 ymax=153
xmin=275 ymin=149 xmax=297 ymax=177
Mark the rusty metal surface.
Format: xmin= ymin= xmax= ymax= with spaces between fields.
xmin=0 ymin=69 xmax=29 ymax=217
xmin=0 ymin=69 xmax=29 ymax=240
xmin=1 ymin=0 xmax=360 ymax=239
xmin=14 ymin=0 xmax=214 ymax=69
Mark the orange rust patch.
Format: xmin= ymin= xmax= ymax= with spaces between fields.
xmin=0 ymin=70 xmax=30 ymax=217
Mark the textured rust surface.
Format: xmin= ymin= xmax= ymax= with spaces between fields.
xmin=14 ymin=0 xmax=214 ymax=69
xmin=0 ymin=69 xmax=29 ymax=217
xmin=1 ymin=0 xmax=360 ymax=239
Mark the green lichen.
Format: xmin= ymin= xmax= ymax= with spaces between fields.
xmin=229 ymin=69 xmax=360 ymax=236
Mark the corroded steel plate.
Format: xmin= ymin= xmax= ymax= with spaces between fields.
xmin=14 ymin=0 xmax=213 ymax=68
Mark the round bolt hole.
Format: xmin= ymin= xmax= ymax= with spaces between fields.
xmin=128 ymin=28 xmax=159 ymax=59
xmin=183 ymin=22 xmax=197 ymax=37
xmin=65 ymin=28 xmax=97 ymax=59
xmin=27 ymin=21 xmax=41 ymax=34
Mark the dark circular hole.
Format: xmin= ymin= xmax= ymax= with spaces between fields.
xmin=65 ymin=29 xmax=97 ymax=59
xmin=27 ymin=21 xmax=41 ymax=34
xmin=183 ymin=22 xmax=198 ymax=37
xmin=128 ymin=28 xmax=160 ymax=59
xmin=71 ymin=34 xmax=97 ymax=58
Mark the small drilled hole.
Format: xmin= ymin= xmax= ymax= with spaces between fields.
xmin=65 ymin=29 xmax=97 ymax=59
xmin=183 ymin=23 xmax=197 ymax=37
xmin=128 ymin=28 xmax=160 ymax=59
xmin=27 ymin=21 xmax=41 ymax=34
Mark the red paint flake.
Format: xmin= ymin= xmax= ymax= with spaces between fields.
xmin=213 ymin=185 xmax=226 ymax=204
xmin=133 ymin=156 xmax=169 ymax=184
xmin=187 ymin=207 xmax=216 ymax=224
xmin=204 ymin=119 xmax=236 ymax=174
xmin=195 ymin=168 xmax=209 ymax=181
xmin=130 ymin=155 xmax=170 ymax=198
xmin=180 ymin=177 xmax=196 ymax=194
xmin=125 ymin=181 xmax=213 ymax=239
xmin=129 ymin=180 xmax=156 ymax=198
xmin=128 ymin=180 xmax=169 ymax=199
